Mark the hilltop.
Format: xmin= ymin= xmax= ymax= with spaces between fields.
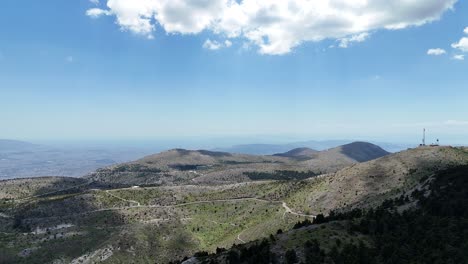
xmin=336 ymin=141 xmax=390 ymax=162
xmin=292 ymin=142 xmax=390 ymax=174
xmin=273 ymin=148 xmax=318 ymax=159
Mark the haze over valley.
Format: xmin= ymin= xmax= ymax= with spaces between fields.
xmin=0 ymin=139 xmax=412 ymax=180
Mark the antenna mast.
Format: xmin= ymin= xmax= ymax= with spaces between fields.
xmin=422 ymin=128 xmax=426 ymax=146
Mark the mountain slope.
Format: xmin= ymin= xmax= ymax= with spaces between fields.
xmin=187 ymin=164 xmax=468 ymax=264
xmin=284 ymin=146 xmax=468 ymax=215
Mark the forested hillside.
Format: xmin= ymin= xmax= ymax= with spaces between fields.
xmin=186 ymin=165 xmax=468 ymax=264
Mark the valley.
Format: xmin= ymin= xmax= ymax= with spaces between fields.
xmin=0 ymin=143 xmax=467 ymax=263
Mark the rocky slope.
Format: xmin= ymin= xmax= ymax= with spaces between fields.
xmin=284 ymin=146 xmax=468 ymax=215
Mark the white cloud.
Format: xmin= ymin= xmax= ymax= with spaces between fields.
xmin=203 ymin=39 xmax=232 ymax=50
xmin=86 ymin=8 xmax=112 ymax=18
xmin=339 ymin=33 xmax=370 ymax=48
xmin=203 ymin=39 xmax=222 ymax=50
xmin=452 ymin=37 xmax=468 ymax=52
xmin=89 ymin=0 xmax=100 ymax=5
xmin=87 ymin=0 xmax=458 ymax=55
xmin=427 ymin=48 xmax=446 ymax=55
xmin=429 ymin=27 xmax=468 ymax=60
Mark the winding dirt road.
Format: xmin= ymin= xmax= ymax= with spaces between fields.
xmin=15 ymin=186 xmax=315 ymax=246
xmin=237 ymin=230 xmax=246 ymax=243
xmin=282 ymin=202 xmax=315 ymax=219
xmin=105 ymin=190 xmax=141 ymax=206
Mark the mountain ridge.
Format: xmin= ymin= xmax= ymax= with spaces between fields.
xmin=86 ymin=141 xmax=389 ymax=186
xmin=214 ymin=140 xmax=412 ymax=155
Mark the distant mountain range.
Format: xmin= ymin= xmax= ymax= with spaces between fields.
xmin=86 ymin=141 xmax=390 ymax=186
xmin=0 ymin=138 xmax=409 ymax=180
xmin=214 ymin=140 xmax=413 ymax=155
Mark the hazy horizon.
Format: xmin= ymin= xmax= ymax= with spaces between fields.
xmin=2 ymin=134 xmax=461 ymax=151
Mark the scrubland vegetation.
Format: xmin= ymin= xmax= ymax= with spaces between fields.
xmin=0 ymin=145 xmax=467 ymax=263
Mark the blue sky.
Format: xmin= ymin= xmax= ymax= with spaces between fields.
xmin=1 ymin=0 xmax=468 ymax=145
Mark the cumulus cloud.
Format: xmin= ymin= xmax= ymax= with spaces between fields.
xmin=452 ymin=54 xmax=464 ymax=60
xmin=452 ymin=37 xmax=468 ymax=52
xmin=203 ymin=39 xmax=232 ymax=50
xmin=86 ymin=0 xmax=458 ymax=55
xmin=203 ymin=39 xmax=222 ymax=50
xmin=339 ymin=33 xmax=370 ymax=48
xmin=450 ymin=27 xmax=468 ymax=54
xmin=86 ymin=8 xmax=112 ymax=18
xmin=427 ymin=48 xmax=446 ymax=56
xmin=89 ymin=0 xmax=100 ymax=5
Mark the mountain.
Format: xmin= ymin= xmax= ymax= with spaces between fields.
xmin=85 ymin=148 xmax=292 ymax=186
xmin=292 ymin=142 xmax=389 ymax=174
xmin=333 ymin=141 xmax=390 ymax=162
xmin=86 ymin=142 xmax=388 ymax=186
xmin=214 ymin=140 xmax=412 ymax=155
xmin=273 ymin=142 xmax=388 ymax=162
xmin=2 ymin=145 xmax=465 ymax=263
xmin=213 ymin=140 xmax=352 ymax=155
xmin=273 ymin=147 xmax=318 ymax=159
